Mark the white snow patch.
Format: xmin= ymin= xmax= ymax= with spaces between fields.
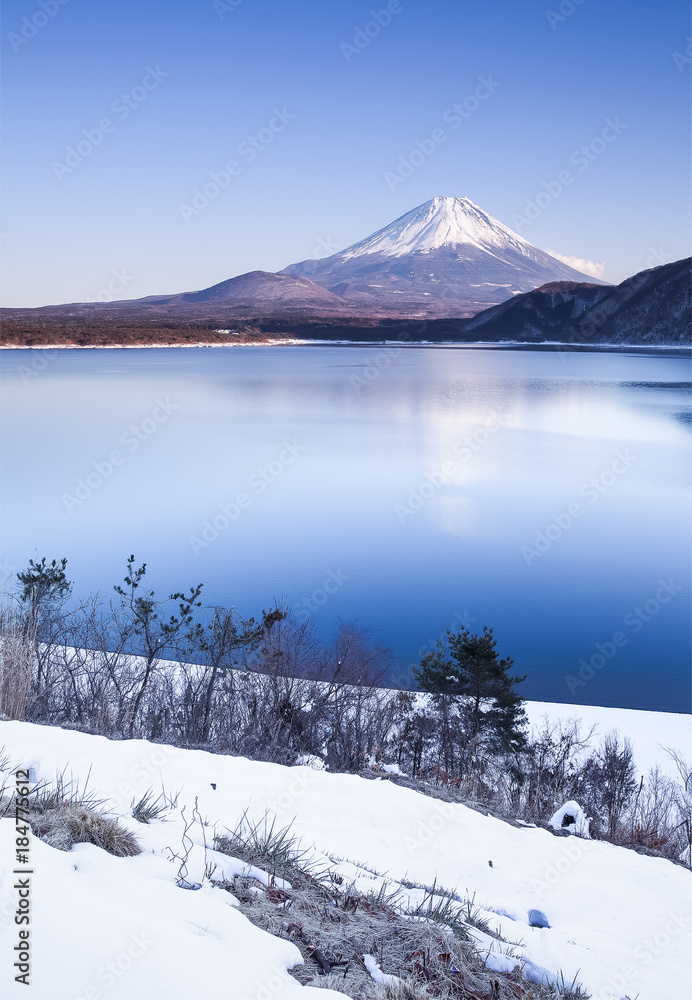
xmin=294 ymin=754 xmax=327 ymax=771
xmin=549 ymin=801 xmax=591 ymax=838
xmin=363 ymin=953 xmax=401 ymax=986
xmin=381 ymin=762 xmax=408 ymax=776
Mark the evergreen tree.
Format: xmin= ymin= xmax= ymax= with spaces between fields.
xmin=15 ymin=556 xmax=73 ymax=706
xmin=414 ymin=626 xmax=527 ymax=754
xmin=17 ymin=556 xmax=71 ymax=616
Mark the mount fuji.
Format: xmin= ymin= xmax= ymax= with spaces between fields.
xmin=281 ymin=196 xmax=606 ymax=317
xmin=17 ymin=194 xmax=680 ymax=343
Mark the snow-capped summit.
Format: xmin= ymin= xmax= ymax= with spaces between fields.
xmin=282 ymin=196 xmax=607 ymax=317
xmin=340 ymin=196 xmax=535 ymax=261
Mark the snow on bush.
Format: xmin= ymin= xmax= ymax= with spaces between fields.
xmin=382 ymin=763 xmax=408 ymax=777
xmin=295 ymin=754 xmax=327 ymax=771
xmin=549 ymin=800 xmax=591 ymax=838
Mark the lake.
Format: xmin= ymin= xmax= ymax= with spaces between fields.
xmin=1 ymin=345 xmax=690 ymax=712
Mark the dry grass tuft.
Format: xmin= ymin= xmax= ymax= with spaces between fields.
xmin=30 ymin=803 xmax=141 ymax=856
xmin=131 ymin=788 xmax=169 ymax=825
xmin=215 ymin=810 xmax=325 ymax=888
xmin=0 ymin=761 xmax=141 ymax=858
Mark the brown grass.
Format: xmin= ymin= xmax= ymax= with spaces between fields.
xmin=0 ymin=763 xmax=142 ymax=858
xmin=30 ymin=803 xmax=141 ymax=856
xmin=0 ymin=614 xmax=35 ymax=721
xmin=224 ymin=877 xmax=586 ymax=999
xmin=214 ymin=817 xmax=588 ymax=999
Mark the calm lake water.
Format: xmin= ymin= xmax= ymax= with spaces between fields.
xmin=1 ymin=345 xmax=690 ymax=712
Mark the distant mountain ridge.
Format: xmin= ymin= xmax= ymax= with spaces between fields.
xmin=140 ymin=270 xmax=349 ymax=311
xmin=1 ymin=197 xmax=689 ymax=346
xmin=460 ymin=258 xmax=691 ymax=345
xmin=3 ymin=258 xmax=688 ymax=348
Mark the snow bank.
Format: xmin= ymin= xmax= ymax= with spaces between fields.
xmin=1 ymin=720 xmax=690 ymax=1000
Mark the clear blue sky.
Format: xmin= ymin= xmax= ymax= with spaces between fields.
xmin=1 ymin=0 xmax=690 ymax=306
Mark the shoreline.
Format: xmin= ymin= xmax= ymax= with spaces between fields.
xmin=1 ymin=340 xmax=689 ymax=351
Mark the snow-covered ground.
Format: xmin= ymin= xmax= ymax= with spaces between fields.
xmin=1 ymin=713 xmax=690 ymax=1000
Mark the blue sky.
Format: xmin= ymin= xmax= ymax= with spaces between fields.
xmin=1 ymin=0 xmax=690 ymax=306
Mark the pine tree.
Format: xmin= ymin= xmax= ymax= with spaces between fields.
xmin=17 ymin=556 xmax=71 ymax=615
xmin=414 ymin=626 xmax=527 ymax=754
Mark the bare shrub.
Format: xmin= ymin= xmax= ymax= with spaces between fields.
xmin=581 ymin=731 xmax=637 ymax=840
xmin=662 ymin=749 xmax=692 ymax=865
xmin=0 ymin=608 xmax=36 ymax=721
xmin=3 ymin=554 xmax=687 ymax=868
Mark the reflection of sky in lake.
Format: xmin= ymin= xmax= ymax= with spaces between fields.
xmin=2 ymin=346 xmax=690 ymax=712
